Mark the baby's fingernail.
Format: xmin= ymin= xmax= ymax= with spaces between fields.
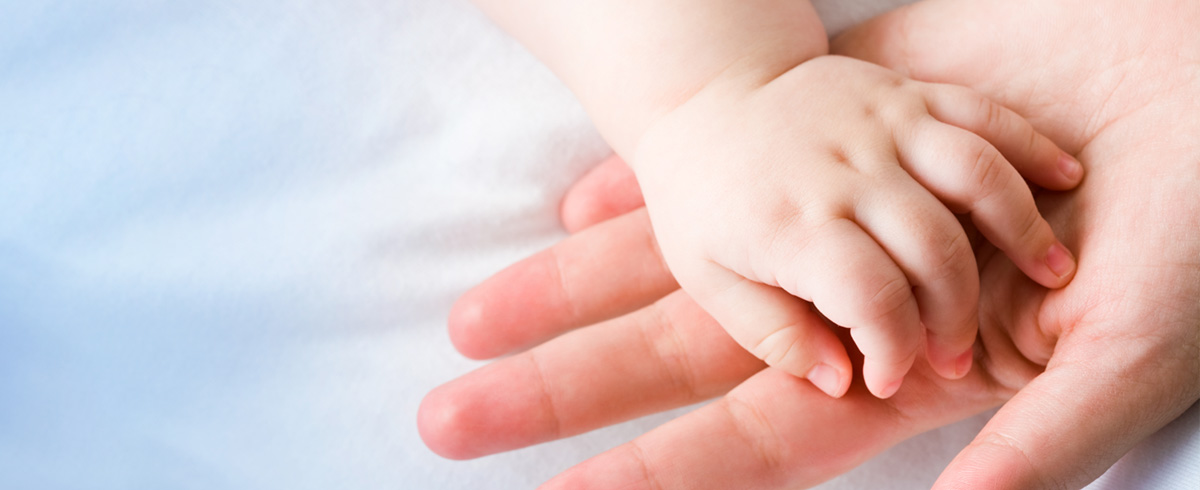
xmin=954 ymin=348 xmax=974 ymax=378
xmin=806 ymin=364 xmax=844 ymax=398
xmin=877 ymin=378 xmax=903 ymax=399
xmin=1046 ymin=242 xmax=1076 ymax=280
xmin=1058 ymin=152 xmax=1083 ymax=181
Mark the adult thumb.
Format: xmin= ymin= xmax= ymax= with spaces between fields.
xmin=933 ymin=333 xmax=1200 ymax=489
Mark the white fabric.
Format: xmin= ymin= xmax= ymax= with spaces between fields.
xmin=0 ymin=1 xmax=1195 ymax=488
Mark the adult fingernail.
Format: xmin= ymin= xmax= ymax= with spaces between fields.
xmin=1058 ymin=152 xmax=1083 ymax=181
xmin=806 ymin=364 xmax=844 ymax=398
xmin=954 ymin=348 xmax=974 ymax=378
xmin=1046 ymin=242 xmax=1076 ymax=279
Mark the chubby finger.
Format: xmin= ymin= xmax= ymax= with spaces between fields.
xmin=898 ymin=120 xmax=1077 ymax=290
xmin=855 ymin=175 xmax=979 ymax=380
xmin=540 ymin=368 xmax=911 ymax=490
xmin=934 ymin=332 xmax=1200 ymax=490
xmin=923 ymin=84 xmax=1084 ymax=191
xmin=684 ymin=263 xmax=852 ymax=398
xmin=560 ymin=154 xmax=645 ymax=232
xmin=773 ymin=218 xmax=922 ymax=399
xmin=449 ymin=208 xmax=676 ymax=359
xmin=421 ymin=291 xmax=762 ymax=460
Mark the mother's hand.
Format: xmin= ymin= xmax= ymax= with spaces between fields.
xmin=423 ymin=147 xmax=1198 ymax=489
xmin=422 ymin=156 xmax=1012 ymax=489
xmin=420 ymin=1 xmax=1200 ymax=487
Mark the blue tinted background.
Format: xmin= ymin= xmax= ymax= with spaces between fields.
xmin=1 ymin=1 xmax=1195 ymax=489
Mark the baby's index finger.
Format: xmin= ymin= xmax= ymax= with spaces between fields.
xmin=922 ymin=83 xmax=1084 ymax=191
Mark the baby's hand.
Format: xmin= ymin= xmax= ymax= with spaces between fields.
xmin=632 ymin=56 xmax=1082 ymax=399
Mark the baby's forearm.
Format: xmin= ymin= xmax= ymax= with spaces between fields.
xmin=471 ymin=0 xmax=828 ymax=157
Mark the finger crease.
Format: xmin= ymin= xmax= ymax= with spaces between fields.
xmin=645 ymin=301 xmax=702 ymax=402
xmin=721 ymin=396 xmax=786 ymax=474
xmin=628 ymin=439 xmax=667 ymax=490
xmin=977 ymin=430 xmax=1065 ymax=490
xmin=526 ymin=350 xmax=563 ymax=440
xmin=549 ymin=247 xmax=582 ymax=321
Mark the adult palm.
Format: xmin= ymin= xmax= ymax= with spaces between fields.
xmin=421 ymin=1 xmax=1200 ymax=488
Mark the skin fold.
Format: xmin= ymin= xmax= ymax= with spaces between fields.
xmin=421 ymin=0 xmax=1200 ymax=488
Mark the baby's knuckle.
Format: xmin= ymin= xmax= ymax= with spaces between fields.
xmin=1013 ymin=205 xmax=1046 ymax=246
xmin=976 ymin=94 xmax=1005 ymax=132
xmin=763 ymin=204 xmax=834 ymax=271
xmin=864 ymin=276 xmax=913 ymax=322
xmin=1023 ymin=122 xmax=1042 ymax=156
xmin=929 ymin=231 xmax=975 ymax=283
xmin=751 ymin=327 xmax=805 ymax=368
xmin=968 ymin=145 xmax=1008 ymax=203
xmin=870 ymin=82 xmax=923 ymax=123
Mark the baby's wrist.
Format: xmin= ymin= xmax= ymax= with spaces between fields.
xmin=627 ymin=52 xmax=829 ymax=179
xmin=605 ymin=27 xmax=829 ymax=162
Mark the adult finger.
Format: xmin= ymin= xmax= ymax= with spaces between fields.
xmin=897 ymin=120 xmax=1077 ymax=290
xmin=421 ymin=291 xmax=762 ymax=460
xmin=855 ymin=175 xmax=979 ymax=380
xmin=771 ymin=218 xmax=922 ymax=399
xmin=540 ymin=369 xmax=916 ymax=490
xmin=923 ymin=84 xmax=1084 ymax=191
xmin=560 ymin=154 xmax=644 ymax=232
xmin=934 ymin=331 xmax=1200 ymax=490
xmin=448 ymin=208 xmax=676 ymax=359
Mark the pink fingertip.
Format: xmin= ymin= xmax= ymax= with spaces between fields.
xmin=877 ymin=378 xmax=903 ymax=399
xmin=1057 ymin=152 xmax=1083 ymax=182
xmin=953 ymin=348 xmax=974 ymax=378
xmin=1045 ymin=242 xmax=1076 ymax=280
xmin=806 ymin=364 xmax=846 ymax=398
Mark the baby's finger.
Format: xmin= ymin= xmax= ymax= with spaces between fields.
xmin=898 ymin=121 xmax=1077 ymax=289
xmin=922 ymin=84 xmax=1083 ymax=190
xmin=684 ymin=263 xmax=852 ymax=399
xmin=855 ymin=174 xmax=979 ymax=380
xmin=772 ymin=218 xmax=922 ymax=399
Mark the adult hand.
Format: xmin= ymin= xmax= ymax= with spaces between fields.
xmin=421 ymin=1 xmax=1200 ymax=488
xmin=424 ymin=159 xmax=1012 ymax=488
xmin=828 ymin=2 xmax=1200 ymax=487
